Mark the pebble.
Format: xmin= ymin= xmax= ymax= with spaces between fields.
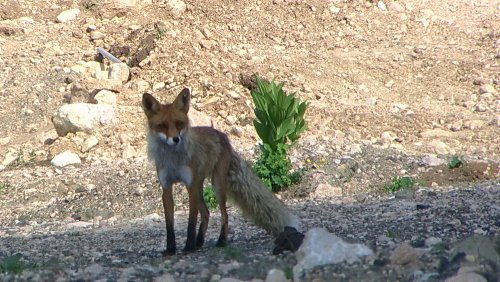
xmin=56 ymin=8 xmax=80 ymax=23
xmin=50 ymin=151 xmax=81 ymax=167
xmin=478 ymin=84 xmax=497 ymax=95
xmin=421 ymin=155 xmax=446 ymax=167
xmin=94 ymin=90 xmax=117 ymax=106
xmin=265 ymin=269 xmax=287 ymax=282
xmin=390 ymin=242 xmax=423 ymax=266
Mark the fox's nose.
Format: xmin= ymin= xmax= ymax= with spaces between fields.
xmin=172 ymin=136 xmax=180 ymax=144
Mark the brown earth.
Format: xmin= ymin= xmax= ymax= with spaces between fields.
xmin=0 ymin=0 xmax=499 ymax=281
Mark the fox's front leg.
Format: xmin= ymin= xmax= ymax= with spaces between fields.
xmin=162 ymin=187 xmax=176 ymax=255
xmin=184 ymin=177 xmax=205 ymax=253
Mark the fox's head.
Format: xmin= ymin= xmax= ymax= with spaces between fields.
xmin=142 ymin=88 xmax=191 ymax=146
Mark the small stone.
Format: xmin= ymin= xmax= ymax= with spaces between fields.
xmin=167 ymin=0 xmax=187 ymax=19
xmin=84 ymin=264 xmax=104 ymax=280
xmin=474 ymin=104 xmax=487 ymax=112
xmin=2 ymin=149 xmax=18 ymax=166
xmin=445 ymin=272 xmax=487 ymax=282
xmin=144 ymin=213 xmax=163 ymax=226
xmin=377 ymin=1 xmax=387 ymax=11
xmin=51 ymin=151 xmax=81 ymax=167
xmin=56 ymin=8 xmax=80 ymax=23
xmin=314 ymin=183 xmax=342 ymax=198
xmin=478 ymin=84 xmax=497 ymax=95
xmin=90 ymin=31 xmax=106 ymax=41
xmin=424 ymin=237 xmax=442 ymax=247
xmin=93 ymin=90 xmax=117 ymax=106
xmin=226 ymin=115 xmax=237 ymax=125
xmin=81 ymin=136 xmax=99 ymax=152
xmin=390 ymin=242 xmax=423 ymax=266
xmin=225 ymin=90 xmax=241 ymax=100
xmin=464 ymin=120 xmax=486 ymax=130
xmin=429 ymin=140 xmax=453 ymax=155
xmin=0 ymin=137 xmax=10 ymax=146
xmin=421 ymin=155 xmax=446 ymax=167
xmin=122 ymin=145 xmax=138 ymax=159
xmin=230 ymin=126 xmax=243 ymax=137
xmin=153 ymin=82 xmax=165 ymax=91
xmin=108 ymin=63 xmax=130 ymax=83
xmin=135 ymin=80 xmax=150 ymax=91
xmin=265 ymin=269 xmax=287 ymax=282
xmin=419 ymin=128 xmax=451 ymax=138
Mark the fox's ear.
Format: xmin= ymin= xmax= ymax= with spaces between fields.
xmin=173 ymin=88 xmax=191 ymax=113
xmin=142 ymin=93 xmax=161 ymax=118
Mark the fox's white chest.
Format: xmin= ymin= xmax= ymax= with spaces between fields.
xmin=158 ymin=165 xmax=193 ymax=188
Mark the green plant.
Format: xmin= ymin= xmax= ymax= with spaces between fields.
xmin=251 ymin=76 xmax=307 ymax=151
xmin=221 ymin=245 xmax=245 ymax=261
xmin=253 ymin=143 xmax=301 ymax=192
xmin=0 ymin=182 xmax=9 ymax=193
xmin=448 ymin=155 xmax=464 ymax=169
xmin=203 ymin=185 xmax=218 ymax=210
xmin=384 ymin=176 xmax=418 ymax=193
xmin=0 ymin=253 xmax=24 ymax=274
xmin=251 ymin=77 xmax=307 ymax=192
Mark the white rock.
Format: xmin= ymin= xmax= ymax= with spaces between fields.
xmin=144 ymin=213 xmax=163 ymax=226
xmin=429 ymin=140 xmax=453 ymax=155
xmin=2 ymin=149 xmax=18 ymax=166
xmin=84 ymin=264 xmax=104 ymax=280
xmin=478 ymin=84 xmax=497 ymax=95
xmin=0 ymin=136 xmax=11 ymax=145
xmin=152 ymin=82 xmax=165 ymax=91
xmin=377 ymin=1 xmax=387 ymax=11
xmin=52 ymin=103 xmax=116 ymax=136
xmin=421 ymin=154 xmax=446 ymax=167
xmin=81 ymin=136 xmax=99 ymax=152
xmin=94 ymin=90 xmax=117 ymax=106
xmin=265 ymin=269 xmax=287 ymax=282
xmin=65 ymin=221 xmax=93 ymax=230
xmin=167 ymin=0 xmax=187 ymax=19
xmin=293 ymin=228 xmax=373 ymax=279
xmin=425 ymin=237 xmax=442 ymax=247
xmin=56 ymin=8 xmax=80 ymax=23
xmin=90 ymin=31 xmax=106 ymax=40
xmin=51 ymin=151 xmax=81 ymax=167
xmin=108 ymin=63 xmax=130 ymax=83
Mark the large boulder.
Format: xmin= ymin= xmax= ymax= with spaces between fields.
xmin=52 ymin=103 xmax=116 ymax=136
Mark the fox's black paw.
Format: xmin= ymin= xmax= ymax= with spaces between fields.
xmin=273 ymin=226 xmax=304 ymax=255
xmin=162 ymin=248 xmax=176 ymax=256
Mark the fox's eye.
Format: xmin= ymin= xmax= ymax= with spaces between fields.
xmin=175 ymin=120 xmax=185 ymax=130
xmin=158 ymin=123 xmax=168 ymax=131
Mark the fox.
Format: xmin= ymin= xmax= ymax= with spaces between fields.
xmin=142 ymin=87 xmax=300 ymax=255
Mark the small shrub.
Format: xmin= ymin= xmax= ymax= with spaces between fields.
xmin=384 ymin=176 xmax=417 ymax=193
xmin=251 ymin=76 xmax=307 ymax=192
xmin=251 ymin=76 xmax=307 ymax=151
xmin=253 ymin=144 xmax=301 ymax=192
xmin=203 ymin=185 xmax=218 ymax=210
xmin=0 ymin=253 xmax=24 ymax=274
xmin=448 ymin=155 xmax=464 ymax=169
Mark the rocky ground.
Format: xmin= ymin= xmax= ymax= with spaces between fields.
xmin=0 ymin=0 xmax=499 ymax=281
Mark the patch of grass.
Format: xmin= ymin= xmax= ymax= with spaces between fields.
xmin=0 ymin=253 xmax=25 ymax=274
xmin=283 ymin=267 xmax=293 ymax=280
xmin=448 ymin=155 xmax=464 ymax=169
xmin=221 ymin=245 xmax=245 ymax=261
xmin=384 ymin=176 xmax=418 ymax=193
xmin=13 ymin=147 xmax=37 ymax=167
xmin=0 ymin=182 xmax=10 ymax=194
xmin=203 ymin=185 xmax=218 ymax=210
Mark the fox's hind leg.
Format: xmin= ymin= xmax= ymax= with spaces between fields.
xmin=212 ymin=151 xmax=232 ymax=247
xmin=196 ymin=191 xmax=209 ymax=248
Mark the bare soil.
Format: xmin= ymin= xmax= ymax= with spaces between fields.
xmin=0 ymin=0 xmax=499 ymax=281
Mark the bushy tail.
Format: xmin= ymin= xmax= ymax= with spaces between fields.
xmin=227 ymin=153 xmax=300 ymax=236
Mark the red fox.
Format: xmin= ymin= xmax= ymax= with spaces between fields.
xmin=142 ymin=88 xmax=300 ymax=254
